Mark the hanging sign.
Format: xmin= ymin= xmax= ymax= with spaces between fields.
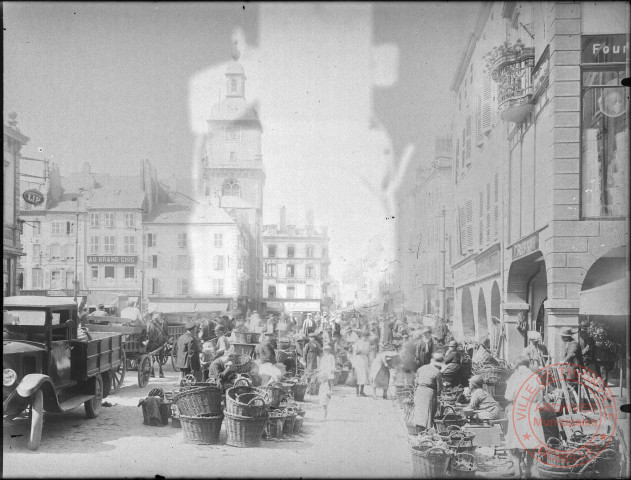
xmin=22 ymin=189 xmax=45 ymax=206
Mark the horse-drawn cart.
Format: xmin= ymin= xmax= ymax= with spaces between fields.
xmin=86 ymin=321 xmax=167 ymax=389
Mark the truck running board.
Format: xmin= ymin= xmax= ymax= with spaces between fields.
xmin=58 ymin=395 xmax=94 ymax=413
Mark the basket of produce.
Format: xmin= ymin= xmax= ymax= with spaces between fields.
xmin=291 ymin=382 xmax=308 ymax=402
xmin=278 ymin=337 xmax=291 ymax=350
xmin=232 ymin=343 xmax=256 ymax=356
xmin=224 ymin=410 xmax=269 ymax=448
xmin=276 ymin=349 xmax=291 ymax=364
xmin=434 ymin=412 xmax=467 ymax=433
xmin=249 ymin=332 xmax=261 ymax=344
xmin=232 ymin=373 xmax=254 ymax=387
xmin=450 ymin=452 xmax=477 ymax=477
xmin=258 ymin=382 xmax=284 ymax=408
xmin=283 ymin=406 xmax=298 ymax=435
xmin=174 ymin=384 xmax=223 ymax=416
xmin=233 ymin=331 xmax=250 ymax=343
xmin=410 ymin=446 xmax=453 ymax=478
xmin=228 ymin=354 xmax=252 ymax=374
xmin=180 ymin=413 xmax=224 ymax=445
xmin=447 ymin=431 xmax=476 ymax=453
xmin=226 ymin=386 xmax=268 ymax=417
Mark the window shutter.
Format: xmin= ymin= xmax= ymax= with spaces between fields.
xmin=476 ymin=96 xmax=483 ymax=145
xmin=466 ymin=200 xmax=473 ymax=251
xmin=465 ymin=116 xmax=472 ymax=164
xmin=494 ymin=173 xmax=499 ymax=240
xmin=482 ymin=74 xmax=492 ymax=133
xmin=479 ymin=191 xmax=484 ymax=246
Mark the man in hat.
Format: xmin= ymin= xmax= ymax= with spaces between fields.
xmin=176 ymin=321 xmax=201 ymax=381
xmin=208 ymin=352 xmax=238 ymax=390
xmin=304 ymin=332 xmax=322 ymax=393
xmin=560 ymin=327 xmax=583 ymax=386
xmin=302 ymin=313 xmax=316 ymax=336
xmin=577 ymin=318 xmax=594 ymax=371
xmin=255 ymin=332 xmax=276 ymax=365
xmin=415 ymin=327 xmax=435 ymax=368
xmin=121 ymin=300 xmax=142 ymax=323
xmin=442 ymin=340 xmax=462 ymax=387
xmin=214 ymin=325 xmax=231 ymax=360
xmin=522 ymin=331 xmax=549 ymax=369
xmin=92 ymin=304 xmax=107 ymax=317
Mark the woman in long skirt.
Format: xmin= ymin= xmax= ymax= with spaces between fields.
xmin=370 ymin=351 xmax=394 ymax=399
xmin=414 ymin=353 xmax=444 ymax=432
xmin=352 ymin=330 xmax=371 ymax=397
xmin=505 ymin=356 xmax=545 ymax=478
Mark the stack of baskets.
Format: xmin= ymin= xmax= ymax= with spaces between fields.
xmin=284 ymin=377 xmax=308 ymax=402
xmin=410 ymin=438 xmax=453 ymax=478
xmin=233 ymin=331 xmax=261 ymax=344
xmin=224 ymin=385 xmax=269 ymax=448
xmin=450 ymin=452 xmax=478 ymax=478
xmin=434 ymin=411 xmax=467 ymax=434
xmin=257 ymin=382 xmax=285 ymax=407
xmin=227 ymin=354 xmax=253 ymax=375
xmin=174 ymin=380 xmax=224 ymax=444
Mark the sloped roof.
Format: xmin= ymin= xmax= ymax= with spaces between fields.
xmin=145 ymin=202 xmax=235 ymax=225
xmin=87 ymin=188 xmax=146 ymax=210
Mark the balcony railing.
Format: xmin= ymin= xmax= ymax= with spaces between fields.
xmin=491 ymin=46 xmax=535 ymax=124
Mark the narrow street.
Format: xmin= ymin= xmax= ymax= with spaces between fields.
xmin=3 ymin=370 xmax=412 ymax=478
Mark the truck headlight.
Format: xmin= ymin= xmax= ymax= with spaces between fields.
xmin=3 ymin=368 xmax=17 ymax=386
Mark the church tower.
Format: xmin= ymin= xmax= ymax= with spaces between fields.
xmin=201 ymin=36 xmax=265 ymax=211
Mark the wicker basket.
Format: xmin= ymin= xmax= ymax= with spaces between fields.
xmin=258 ymin=383 xmax=284 ymax=407
xmin=224 ymin=410 xmax=269 ymax=448
xmin=233 ymin=331 xmax=249 ymax=343
xmin=434 ymin=413 xmax=467 ymax=433
xmin=450 ymin=452 xmax=477 ymax=478
xmin=265 ymin=417 xmax=285 ymax=439
xmin=226 ymin=386 xmax=268 ymax=417
xmin=232 ymin=343 xmax=256 ymax=357
xmin=180 ymin=413 xmax=224 ymax=445
xmin=228 ymin=354 xmax=252 ymax=374
xmin=411 ymin=446 xmax=453 ymax=478
xmin=249 ymin=332 xmax=261 ymax=344
xmin=293 ymin=415 xmax=304 ymax=434
xmin=174 ymin=385 xmax=223 ymax=416
xmin=283 ymin=407 xmax=298 ymax=435
xmin=276 ymin=349 xmax=291 ymax=364
xmin=292 ymin=383 xmax=308 ymax=402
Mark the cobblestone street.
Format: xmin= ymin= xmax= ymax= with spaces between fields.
xmin=3 ymin=370 xmax=412 ymax=478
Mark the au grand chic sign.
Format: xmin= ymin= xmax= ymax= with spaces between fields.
xmin=87 ymin=255 xmax=138 ymax=264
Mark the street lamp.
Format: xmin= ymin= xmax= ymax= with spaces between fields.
xmin=72 ymin=188 xmax=92 ymax=304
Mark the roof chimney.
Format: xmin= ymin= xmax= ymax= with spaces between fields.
xmin=280 ymin=206 xmax=286 ymax=231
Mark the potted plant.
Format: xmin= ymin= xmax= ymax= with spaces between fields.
xmin=484 ymin=38 xmax=532 ymax=80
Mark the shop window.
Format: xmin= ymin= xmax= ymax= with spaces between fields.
xmin=581 ymin=66 xmax=628 ymax=218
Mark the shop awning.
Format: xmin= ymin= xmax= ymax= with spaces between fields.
xmin=579 ymin=277 xmax=629 ymax=316
xmin=147 ymin=302 xmax=197 ymax=314
xmin=194 ymin=302 xmax=229 ymax=313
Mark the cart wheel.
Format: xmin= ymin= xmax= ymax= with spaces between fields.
xmin=158 ymin=350 xmax=169 ymax=366
xmin=171 ymin=342 xmax=180 ymax=372
xmin=27 ymin=390 xmax=44 ymax=451
xmin=111 ymin=350 xmax=126 ymax=393
xmin=85 ymin=374 xmax=103 ymax=418
xmin=138 ymin=355 xmax=151 ymax=388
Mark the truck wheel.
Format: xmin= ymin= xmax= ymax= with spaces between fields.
xmin=85 ymin=374 xmax=103 ymax=418
xmin=27 ymin=390 xmax=44 ymax=451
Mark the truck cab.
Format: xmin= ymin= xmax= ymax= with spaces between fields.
xmin=3 ymin=296 xmax=122 ymax=450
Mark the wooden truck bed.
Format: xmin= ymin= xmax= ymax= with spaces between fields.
xmin=71 ymin=332 xmax=123 ymax=381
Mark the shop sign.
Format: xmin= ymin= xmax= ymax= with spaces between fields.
xmin=22 ymin=189 xmax=45 ymax=206
xmin=476 ymin=248 xmax=501 ymax=279
xmin=87 ymin=255 xmax=137 ymax=264
xmin=512 ymin=232 xmax=539 ymax=260
xmin=274 ymin=278 xmax=306 ymax=284
xmin=582 ymin=34 xmax=629 ymax=64
xmin=48 ymin=289 xmax=90 ymax=297
xmin=266 ymin=301 xmax=283 ymax=309
xmin=284 ymin=301 xmax=321 ymax=312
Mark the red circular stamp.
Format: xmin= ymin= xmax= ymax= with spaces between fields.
xmin=510 ymin=363 xmax=618 ymax=469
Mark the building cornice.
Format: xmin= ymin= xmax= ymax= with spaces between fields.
xmin=450 ymin=2 xmax=494 ymax=93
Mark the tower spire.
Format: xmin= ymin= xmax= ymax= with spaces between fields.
xmin=231 ymin=33 xmax=240 ymax=61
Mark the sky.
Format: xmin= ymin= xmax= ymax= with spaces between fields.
xmin=4 ymin=2 xmax=479 ymax=279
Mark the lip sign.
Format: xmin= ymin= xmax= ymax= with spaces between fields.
xmin=511 ymin=363 xmax=617 ymax=469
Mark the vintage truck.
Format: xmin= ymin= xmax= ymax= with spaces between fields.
xmin=3 ymin=296 xmax=123 ymax=450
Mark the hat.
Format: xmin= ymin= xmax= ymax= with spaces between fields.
xmin=448 ymin=340 xmax=458 ymax=348
xmin=185 ymin=320 xmax=196 ymax=330
xmin=561 ymin=328 xmax=575 ymax=338
xmin=297 ymin=333 xmax=308 ymax=342
xmin=308 ymin=332 xmax=316 ymax=337
xmin=527 ymin=331 xmax=542 ymax=341
xmin=214 ymin=325 xmax=226 ymax=333
xmin=98 ymin=304 xmax=105 ymax=308
xmin=469 ymin=375 xmax=484 ymax=388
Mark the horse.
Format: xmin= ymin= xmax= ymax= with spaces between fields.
xmin=145 ymin=315 xmax=169 ymax=378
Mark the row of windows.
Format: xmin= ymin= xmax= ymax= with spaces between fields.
xmin=264 ymin=263 xmax=324 ymax=278
xmin=33 ymin=243 xmax=80 ymax=261
xmin=143 ymin=254 xmax=233 ymax=271
xmin=89 ymin=235 xmax=138 ymax=254
xmin=267 ymin=284 xmax=328 ymax=299
xmin=145 ymin=278 xmax=224 ymax=295
xmin=144 ymin=233 xmax=224 ymax=248
xmin=89 ymin=212 xmax=137 ymax=229
xmin=89 ymin=265 xmax=137 ymax=283
xmin=266 ymin=245 xmax=327 ymax=258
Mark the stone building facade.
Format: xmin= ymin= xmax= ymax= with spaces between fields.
xmin=450 ymin=2 xmax=629 ymax=361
